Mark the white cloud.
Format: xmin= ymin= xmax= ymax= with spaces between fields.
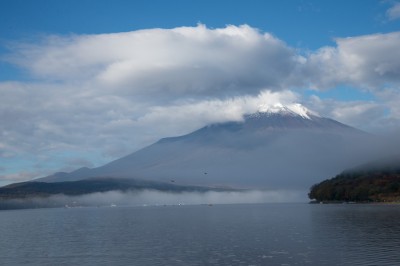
xmin=0 ymin=79 xmax=299 ymax=164
xmin=302 ymin=31 xmax=400 ymax=131
xmin=2 ymin=25 xmax=400 ymax=184
xmin=306 ymin=95 xmax=387 ymax=131
xmin=6 ymin=25 xmax=400 ymax=100
xmin=387 ymin=2 xmax=400 ymax=20
xmin=136 ymin=90 xmax=300 ymax=138
xmin=8 ymin=24 xmax=299 ymax=98
xmin=304 ymin=31 xmax=400 ymax=89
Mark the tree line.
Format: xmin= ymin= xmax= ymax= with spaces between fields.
xmin=309 ymin=165 xmax=400 ymax=202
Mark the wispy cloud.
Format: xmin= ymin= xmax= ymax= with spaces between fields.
xmin=0 ymin=171 xmax=41 ymax=183
xmin=386 ymin=2 xmax=400 ymax=21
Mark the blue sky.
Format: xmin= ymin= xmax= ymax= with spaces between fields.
xmin=1 ymin=0 xmax=400 ymax=184
xmin=1 ymin=1 xmax=398 ymax=51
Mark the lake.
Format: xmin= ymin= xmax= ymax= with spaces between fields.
xmin=1 ymin=203 xmax=400 ymax=265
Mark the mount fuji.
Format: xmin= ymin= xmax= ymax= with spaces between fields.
xmin=37 ymin=103 xmax=380 ymax=192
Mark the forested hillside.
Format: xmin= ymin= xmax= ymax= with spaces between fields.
xmin=309 ymin=157 xmax=400 ymax=202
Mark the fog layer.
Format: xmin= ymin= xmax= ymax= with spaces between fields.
xmin=0 ymin=189 xmax=305 ymax=210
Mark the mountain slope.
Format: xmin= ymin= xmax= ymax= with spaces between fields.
xmin=38 ymin=104 xmax=380 ymax=191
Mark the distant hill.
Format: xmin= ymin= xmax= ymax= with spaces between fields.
xmin=308 ymin=155 xmax=400 ymax=202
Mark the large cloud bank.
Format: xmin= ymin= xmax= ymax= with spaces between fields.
xmin=1 ymin=24 xmax=400 ymax=182
xmin=9 ymin=25 xmax=300 ymax=96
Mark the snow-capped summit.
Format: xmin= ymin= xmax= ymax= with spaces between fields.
xmin=257 ymin=103 xmax=319 ymax=119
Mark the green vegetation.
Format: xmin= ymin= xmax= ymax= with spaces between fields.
xmin=309 ymin=157 xmax=400 ymax=203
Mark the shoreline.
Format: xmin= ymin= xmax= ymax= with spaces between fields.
xmin=309 ymin=200 xmax=400 ymax=205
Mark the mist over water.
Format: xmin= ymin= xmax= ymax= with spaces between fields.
xmin=80 ymin=189 xmax=306 ymax=205
xmin=0 ymin=189 xmax=305 ymax=210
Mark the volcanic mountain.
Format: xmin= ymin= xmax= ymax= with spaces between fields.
xmin=37 ymin=103 xmax=380 ymax=192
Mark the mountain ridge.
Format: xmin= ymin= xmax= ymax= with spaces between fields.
xmin=36 ymin=104 xmax=378 ymax=193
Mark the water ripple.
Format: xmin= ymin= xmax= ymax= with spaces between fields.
xmin=1 ymin=204 xmax=400 ymax=265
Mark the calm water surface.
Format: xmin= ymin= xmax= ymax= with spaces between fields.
xmin=1 ymin=203 xmax=400 ymax=266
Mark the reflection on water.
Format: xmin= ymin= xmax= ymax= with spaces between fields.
xmin=0 ymin=204 xmax=400 ymax=266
